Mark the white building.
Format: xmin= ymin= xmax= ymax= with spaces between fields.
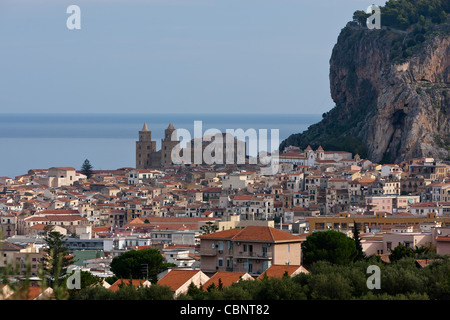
xmin=128 ymin=169 xmax=162 ymax=185
xmin=39 ymin=167 xmax=84 ymax=188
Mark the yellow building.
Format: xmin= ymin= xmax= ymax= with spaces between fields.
xmin=307 ymin=211 xmax=450 ymax=232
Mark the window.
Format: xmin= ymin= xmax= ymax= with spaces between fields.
xmin=218 ymin=258 xmax=223 ymax=267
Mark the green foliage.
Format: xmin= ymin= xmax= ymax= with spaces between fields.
xmin=66 ymin=270 xmax=103 ymax=299
xmin=353 ymin=222 xmax=366 ymax=261
xmin=353 ymin=10 xmax=369 ymax=26
xmin=43 ymin=227 xmax=73 ymax=285
xmin=253 ymin=276 xmax=307 ymax=300
xmin=81 ymin=159 xmax=94 ymax=179
xmin=366 ymin=0 xmax=449 ymax=30
xmin=35 ymin=256 xmax=450 ymax=300
xmin=70 ymin=285 xmax=115 ymax=300
xmin=301 ymin=230 xmax=359 ymax=267
xmin=70 ymin=283 xmax=174 ymax=300
xmin=308 ymin=273 xmax=353 ymax=300
xmin=381 ymin=257 xmax=427 ymax=295
xmin=109 ymin=249 xmax=166 ymax=283
xmin=389 ymin=244 xmax=415 ymax=263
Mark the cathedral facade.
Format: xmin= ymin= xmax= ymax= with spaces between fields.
xmin=135 ymin=123 xmax=178 ymax=169
xmin=136 ymin=123 xmax=248 ymax=169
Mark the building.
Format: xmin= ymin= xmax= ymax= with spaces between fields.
xmin=0 ymin=215 xmax=17 ymax=239
xmin=136 ymin=123 xmax=178 ymax=169
xmin=136 ymin=123 xmax=247 ymax=169
xmin=198 ymin=226 xmax=303 ymax=277
xmin=108 ymin=279 xmax=151 ymax=292
xmin=365 ymin=195 xmax=420 ymax=214
xmin=256 ymin=264 xmax=309 ymax=280
xmin=436 ymin=227 xmax=450 ymax=255
xmin=275 ymin=146 xmax=352 ymax=167
xmin=202 ymin=271 xmax=254 ymax=290
xmin=307 ymin=211 xmax=450 ymax=232
xmin=157 ymin=269 xmax=210 ymax=297
xmin=39 ymin=167 xmax=82 ymax=188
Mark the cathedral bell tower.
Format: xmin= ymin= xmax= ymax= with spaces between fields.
xmin=136 ymin=123 xmax=157 ymax=169
xmin=161 ymin=123 xmax=178 ymax=166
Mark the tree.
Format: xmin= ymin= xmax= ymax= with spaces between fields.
xmin=137 ymin=284 xmax=174 ymax=300
xmin=301 ymin=230 xmax=358 ymax=267
xmin=352 ymin=221 xmax=365 ymax=261
xmin=81 ymin=159 xmax=94 ymax=179
xmin=43 ymin=226 xmax=73 ymax=285
xmin=200 ymin=221 xmax=218 ymax=235
xmin=389 ymin=244 xmax=414 ymax=263
xmin=353 ymin=10 xmax=368 ymax=26
xmin=109 ymin=249 xmax=169 ymax=283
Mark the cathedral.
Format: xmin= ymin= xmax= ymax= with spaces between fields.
xmin=135 ymin=122 xmax=248 ymax=169
xmin=135 ymin=122 xmax=178 ymax=169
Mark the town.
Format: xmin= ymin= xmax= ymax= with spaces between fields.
xmin=0 ymin=123 xmax=449 ymax=300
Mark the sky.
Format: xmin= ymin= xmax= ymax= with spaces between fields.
xmin=0 ymin=0 xmax=387 ymax=115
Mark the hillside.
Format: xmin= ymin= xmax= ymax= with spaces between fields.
xmin=280 ymin=0 xmax=450 ymax=163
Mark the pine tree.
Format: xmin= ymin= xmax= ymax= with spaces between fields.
xmin=81 ymin=159 xmax=94 ymax=179
xmin=43 ymin=226 xmax=74 ymax=286
xmin=352 ymin=221 xmax=365 ymax=261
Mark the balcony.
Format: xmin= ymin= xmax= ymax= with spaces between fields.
xmin=200 ymin=248 xmax=218 ymax=256
xmin=200 ymin=248 xmax=233 ymax=256
xmin=234 ymin=251 xmax=272 ymax=259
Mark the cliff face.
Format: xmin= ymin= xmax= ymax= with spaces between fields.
xmin=281 ymin=23 xmax=450 ymax=163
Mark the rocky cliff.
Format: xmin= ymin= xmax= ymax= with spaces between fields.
xmin=280 ymin=22 xmax=450 ymax=163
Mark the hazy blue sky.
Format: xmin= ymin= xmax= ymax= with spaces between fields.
xmin=0 ymin=0 xmax=386 ymax=115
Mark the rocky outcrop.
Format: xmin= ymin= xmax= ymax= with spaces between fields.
xmin=280 ymin=23 xmax=450 ymax=163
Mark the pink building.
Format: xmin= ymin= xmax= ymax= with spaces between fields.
xmin=199 ymin=226 xmax=303 ymax=277
xmin=435 ymin=227 xmax=450 ymax=255
xmin=365 ymin=195 xmax=420 ymax=214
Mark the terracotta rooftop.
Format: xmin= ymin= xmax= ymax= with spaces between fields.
xmin=257 ymin=264 xmax=309 ymax=280
xmin=109 ymin=279 xmax=150 ymax=292
xmin=199 ymin=226 xmax=302 ymax=243
xmin=157 ymin=269 xmax=205 ymax=292
xmin=202 ymin=272 xmax=252 ymax=290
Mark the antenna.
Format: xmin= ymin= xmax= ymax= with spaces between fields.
xmin=141 ymin=264 xmax=149 ymax=280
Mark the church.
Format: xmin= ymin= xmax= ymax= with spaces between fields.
xmin=135 ymin=123 xmax=247 ymax=169
xmin=135 ymin=123 xmax=178 ymax=169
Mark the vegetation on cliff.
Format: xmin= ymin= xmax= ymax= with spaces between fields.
xmin=354 ymin=0 xmax=448 ymax=30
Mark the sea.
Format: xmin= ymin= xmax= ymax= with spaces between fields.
xmin=0 ymin=113 xmax=321 ymax=178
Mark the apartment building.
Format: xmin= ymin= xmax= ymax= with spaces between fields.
xmin=199 ymin=226 xmax=303 ymax=277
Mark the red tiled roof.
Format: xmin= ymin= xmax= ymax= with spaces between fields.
xmin=51 ymin=167 xmax=76 ymax=171
xmin=202 ymin=272 xmax=252 ymax=290
xmin=257 ymin=265 xmax=308 ymax=280
xmin=38 ymin=209 xmax=80 ymax=215
xmin=26 ymin=215 xmax=87 ymax=222
xmin=199 ymin=226 xmax=302 ymax=243
xmin=157 ymin=270 xmax=203 ymax=291
xmin=109 ymin=279 xmax=150 ymax=292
